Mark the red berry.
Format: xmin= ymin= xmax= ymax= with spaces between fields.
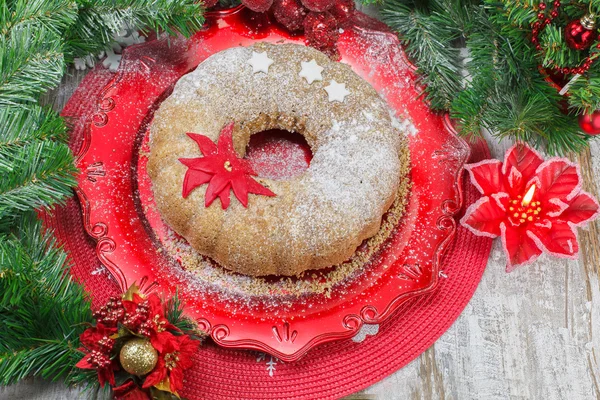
xmin=300 ymin=0 xmax=335 ymax=12
xmin=241 ymin=0 xmax=274 ymax=13
xmin=273 ymin=0 xmax=308 ymax=31
xmin=304 ymin=11 xmax=339 ymax=52
xmin=539 ymin=2 xmax=546 ymax=9
xmin=329 ymin=0 xmax=355 ymax=24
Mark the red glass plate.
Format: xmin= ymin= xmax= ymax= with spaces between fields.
xmin=75 ymin=7 xmax=470 ymax=361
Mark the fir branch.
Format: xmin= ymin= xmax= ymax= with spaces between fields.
xmin=165 ymin=292 xmax=202 ymax=336
xmin=0 ymin=0 xmax=79 ymax=38
xmin=0 ymin=105 xmax=68 ymax=148
xmin=66 ymin=0 xmax=205 ymax=59
xmin=0 ymin=214 xmax=93 ymax=386
xmin=0 ymin=25 xmax=66 ymax=107
xmin=381 ymin=0 xmax=465 ymax=110
xmin=540 ymin=25 xmax=583 ymax=69
xmin=0 ymin=140 xmax=77 ymax=219
xmin=568 ymin=75 xmax=600 ymax=112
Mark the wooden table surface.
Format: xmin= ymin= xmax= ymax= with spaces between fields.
xmin=1 ymin=25 xmax=599 ymax=400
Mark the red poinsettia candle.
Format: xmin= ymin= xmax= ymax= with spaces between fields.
xmin=461 ymin=144 xmax=599 ymax=271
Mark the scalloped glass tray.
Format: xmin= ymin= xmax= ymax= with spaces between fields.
xmin=75 ymin=6 xmax=470 ymax=361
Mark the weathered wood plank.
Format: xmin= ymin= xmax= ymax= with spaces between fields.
xmin=360 ymin=135 xmax=600 ymax=400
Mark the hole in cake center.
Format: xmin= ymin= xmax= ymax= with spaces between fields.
xmin=244 ymin=129 xmax=312 ymax=181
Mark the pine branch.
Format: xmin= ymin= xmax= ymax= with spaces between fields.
xmin=540 ymin=25 xmax=584 ymax=69
xmin=165 ymin=292 xmax=201 ymax=335
xmin=0 ymin=25 xmax=66 ymax=107
xmin=0 ymin=214 xmax=94 ymax=386
xmin=0 ymin=105 xmax=68 ymax=149
xmin=0 ymin=140 xmax=77 ymax=219
xmin=66 ymin=0 xmax=205 ymax=59
xmin=381 ymin=0 xmax=465 ymax=110
xmin=0 ymin=0 xmax=79 ymax=38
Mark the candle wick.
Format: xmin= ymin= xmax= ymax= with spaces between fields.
xmin=522 ymin=184 xmax=536 ymax=207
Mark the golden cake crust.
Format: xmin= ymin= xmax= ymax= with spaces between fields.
xmin=147 ymin=42 xmax=410 ymax=276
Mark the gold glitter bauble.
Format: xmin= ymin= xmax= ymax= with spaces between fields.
xmin=119 ymin=338 xmax=158 ymax=376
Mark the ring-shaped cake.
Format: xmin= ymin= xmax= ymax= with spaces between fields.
xmin=147 ymin=42 xmax=410 ymax=276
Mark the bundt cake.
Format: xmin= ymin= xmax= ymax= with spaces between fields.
xmin=147 ymin=42 xmax=410 ymax=276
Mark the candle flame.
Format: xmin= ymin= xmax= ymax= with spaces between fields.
xmin=522 ymin=184 xmax=536 ymax=206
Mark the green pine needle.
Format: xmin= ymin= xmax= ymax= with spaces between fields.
xmin=383 ymin=0 xmax=596 ymax=154
xmin=0 ymin=214 xmax=94 ymax=386
xmin=0 ymin=0 xmax=206 ymax=388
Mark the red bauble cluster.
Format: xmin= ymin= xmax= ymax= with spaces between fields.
xmin=235 ymin=0 xmax=355 ymax=56
xmin=243 ymin=0 xmax=274 ymax=12
xmin=303 ymin=11 xmax=339 ymax=52
xmin=272 ymin=0 xmax=307 ymax=32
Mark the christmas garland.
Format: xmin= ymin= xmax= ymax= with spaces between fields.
xmin=379 ymin=0 xmax=600 ymax=154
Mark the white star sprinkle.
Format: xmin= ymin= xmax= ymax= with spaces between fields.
xmin=248 ymin=51 xmax=274 ymax=74
xmin=324 ymin=80 xmax=350 ymax=103
xmin=299 ymin=59 xmax=323 ymax=84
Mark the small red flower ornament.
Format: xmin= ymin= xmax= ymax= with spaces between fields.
xmin=76 ymin=284 xmax=204 ymax=398
xmin=142 ymin=334 xmax=199 ymax=395
xmin=461 ymin=144 xmax=599 ymax=271
xmin=122 ymin=292 xmax=179 ymax=353
xmin=179 ymin=122 xmax=276 ymax=209
xmin=75 ymin=323 xmax=119 ymax=387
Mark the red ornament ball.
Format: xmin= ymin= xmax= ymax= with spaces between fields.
xmin=565 ymin=17 xmax=597 ymax=50
xmin=273 ymin=0 xmax=308 ymax=32
xmin=303 ymin=11 xmax=339 ymax=51
xmin=241 ymin=0 xmax=274 ymax=13
xmin=300 ymin=0 xmax=335 ymax=12
xmin=329 ymin=0 xmax=355 ymax=23
xmin=579 ymin=111 xmax=600 ymax=135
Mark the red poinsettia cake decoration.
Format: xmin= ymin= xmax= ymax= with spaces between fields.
xmin=461 ymin=143 xmax=599 ymax=271
xmin=179 ymin=122 xmax=275 ymax=209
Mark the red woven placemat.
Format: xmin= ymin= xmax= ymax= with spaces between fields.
xmin=41 ymin=65 xmax=492 ymax=400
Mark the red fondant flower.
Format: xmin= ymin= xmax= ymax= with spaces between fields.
xmin=76 ymin=323 xmax=119 ymax=387
xmin=142 ymin=334 xmax=199 ymax=395
xmin=461 ymin=144 xmax=599 ymax=271
xmin=179 ymin=122 xmax=276 ymax=209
